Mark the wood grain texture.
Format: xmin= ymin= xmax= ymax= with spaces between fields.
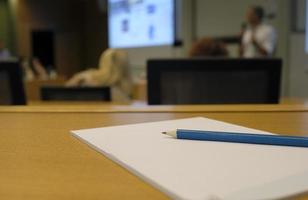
xmin=1 ymin=107 xmax=308 ymax=199
xmin=2 ymin=103 xmax=308 ymax=113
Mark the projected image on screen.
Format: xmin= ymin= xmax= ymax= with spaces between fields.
xmin=108 ymin=0 xmax=175 ymax=48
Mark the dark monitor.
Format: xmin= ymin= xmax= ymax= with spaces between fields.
xmin=147 ymin=58 xmax=282 ymax=105
xmin=40 ymin=86 xmax=111 ymax=101
xmin=0 ymin=61 xmax=27 ymax=105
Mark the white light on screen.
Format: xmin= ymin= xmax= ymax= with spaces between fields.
xmin=108 ymin=0 xmax=175 ymax=48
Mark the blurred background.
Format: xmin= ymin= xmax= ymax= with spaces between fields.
xmin=0 ymin=0 xmax=307 ymax=104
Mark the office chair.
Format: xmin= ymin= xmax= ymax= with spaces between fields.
xmin=147 ymin=58 xmax=281 ymax=105
xmin=40 ymin=86 xmax=111 ymax=101
xmin=0 ymin=61 xmax=27 ymax=105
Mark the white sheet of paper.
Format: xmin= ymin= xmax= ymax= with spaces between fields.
xmin=72 ymin=117 xmax=308 ymax=200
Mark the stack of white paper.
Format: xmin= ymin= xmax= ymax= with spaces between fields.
xmin=72 ymin=117 xmax=308 ymax=200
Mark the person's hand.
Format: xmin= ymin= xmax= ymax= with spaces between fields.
xmin=251 ymin=34 xmax=269 ymax=56
xmin=252 ymin=35 xmax=258 ymax=46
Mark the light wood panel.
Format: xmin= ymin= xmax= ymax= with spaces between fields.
xmin=1 ymin=103 xmax=308 ymax=113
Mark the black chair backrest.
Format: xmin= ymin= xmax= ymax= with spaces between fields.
xmin=147 ymin=58 xmax=282 ymax=105
xmin=0 ymin=61 xmax=27 ymax=105
xmin=40 ymin=86 xmax=111 ymax=101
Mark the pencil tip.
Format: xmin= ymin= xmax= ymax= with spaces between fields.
xmin=162 ymin=132 xmax=167 ymax=134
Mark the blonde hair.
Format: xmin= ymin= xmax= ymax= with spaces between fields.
xmin=66 ymin=49 xmax=132 ymax=97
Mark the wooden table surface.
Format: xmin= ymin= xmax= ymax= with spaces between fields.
xmin=1 ymin=105 xmax=308 ymax=199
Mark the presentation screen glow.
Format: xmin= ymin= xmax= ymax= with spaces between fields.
xmin=108 ymin=0 xmax=175 ymax=48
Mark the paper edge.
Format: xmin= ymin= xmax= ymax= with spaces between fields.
xmin=71 ymin=131 xmax=194 ymax=200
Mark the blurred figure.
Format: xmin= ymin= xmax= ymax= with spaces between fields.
xmin=21 ymin=57 xmax=49 ymax=81
xmin=240 ymin=6 xmax=277 ymax=58
xmin=66 ymin=49 xmax=132 ymax=101
xmin=0 ymin=40 xmax=11 ymax=60
xmin=189 ymin=38 xmax=228 ymax=57
xmin=32 ymin=58 xmax=49 ymax=80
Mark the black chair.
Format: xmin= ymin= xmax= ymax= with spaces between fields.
xmin=40 ymin=86 xmax=111 ymax=101
xmin=147 ymin=58 xmax=282 ymax=105
xmin=0 ymin=61 xmax=27 ymax=105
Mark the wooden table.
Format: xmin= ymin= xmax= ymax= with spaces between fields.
xmin=26 ymin=95 xmax=308 ymax=107
xmin=1 ymin=105 xmax=308 ymax=199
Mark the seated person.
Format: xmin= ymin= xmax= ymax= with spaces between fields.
xmin=189 ymin=38 xmax=229 ymax=57
xmin=66 ymin=49 xmax=132 ymax=102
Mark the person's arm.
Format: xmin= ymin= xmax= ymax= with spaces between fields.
xmin=252 ymin=28 xmax=276 ymax=56
xmin=239 ymin=23 xmax=247 ymax=57
xmin=252 ymin=37 xmax=270 ymax=56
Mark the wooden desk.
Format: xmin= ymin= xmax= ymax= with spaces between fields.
xmin=26 ymin=95 xmax=308 ymax=107
xmin=1 ymin=105 xmax=308 ymax=199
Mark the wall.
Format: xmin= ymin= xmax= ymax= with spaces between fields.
xmin=294 ymin=0 xmax=306 ymax=31
xmin=288 ymin=0 xmax=308 ymax=97
xmin=84 ymin=0 xmax=108 ymax=68
xmin=0 ymin=0 xmax=14 ymax=53
xmin=12 ymin=0 xmax=86 ymax=77
xmin=289 ymin=34 xmax=308 ymax=97
xmin=10 ymin=0 xmax=108 ymax=77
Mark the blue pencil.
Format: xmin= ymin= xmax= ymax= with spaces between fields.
xmin=162 ymin=129 xmax=308 ymax=148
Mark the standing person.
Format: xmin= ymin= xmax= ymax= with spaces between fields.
xmin=240 ymin=6 xmax=277 ymax=58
